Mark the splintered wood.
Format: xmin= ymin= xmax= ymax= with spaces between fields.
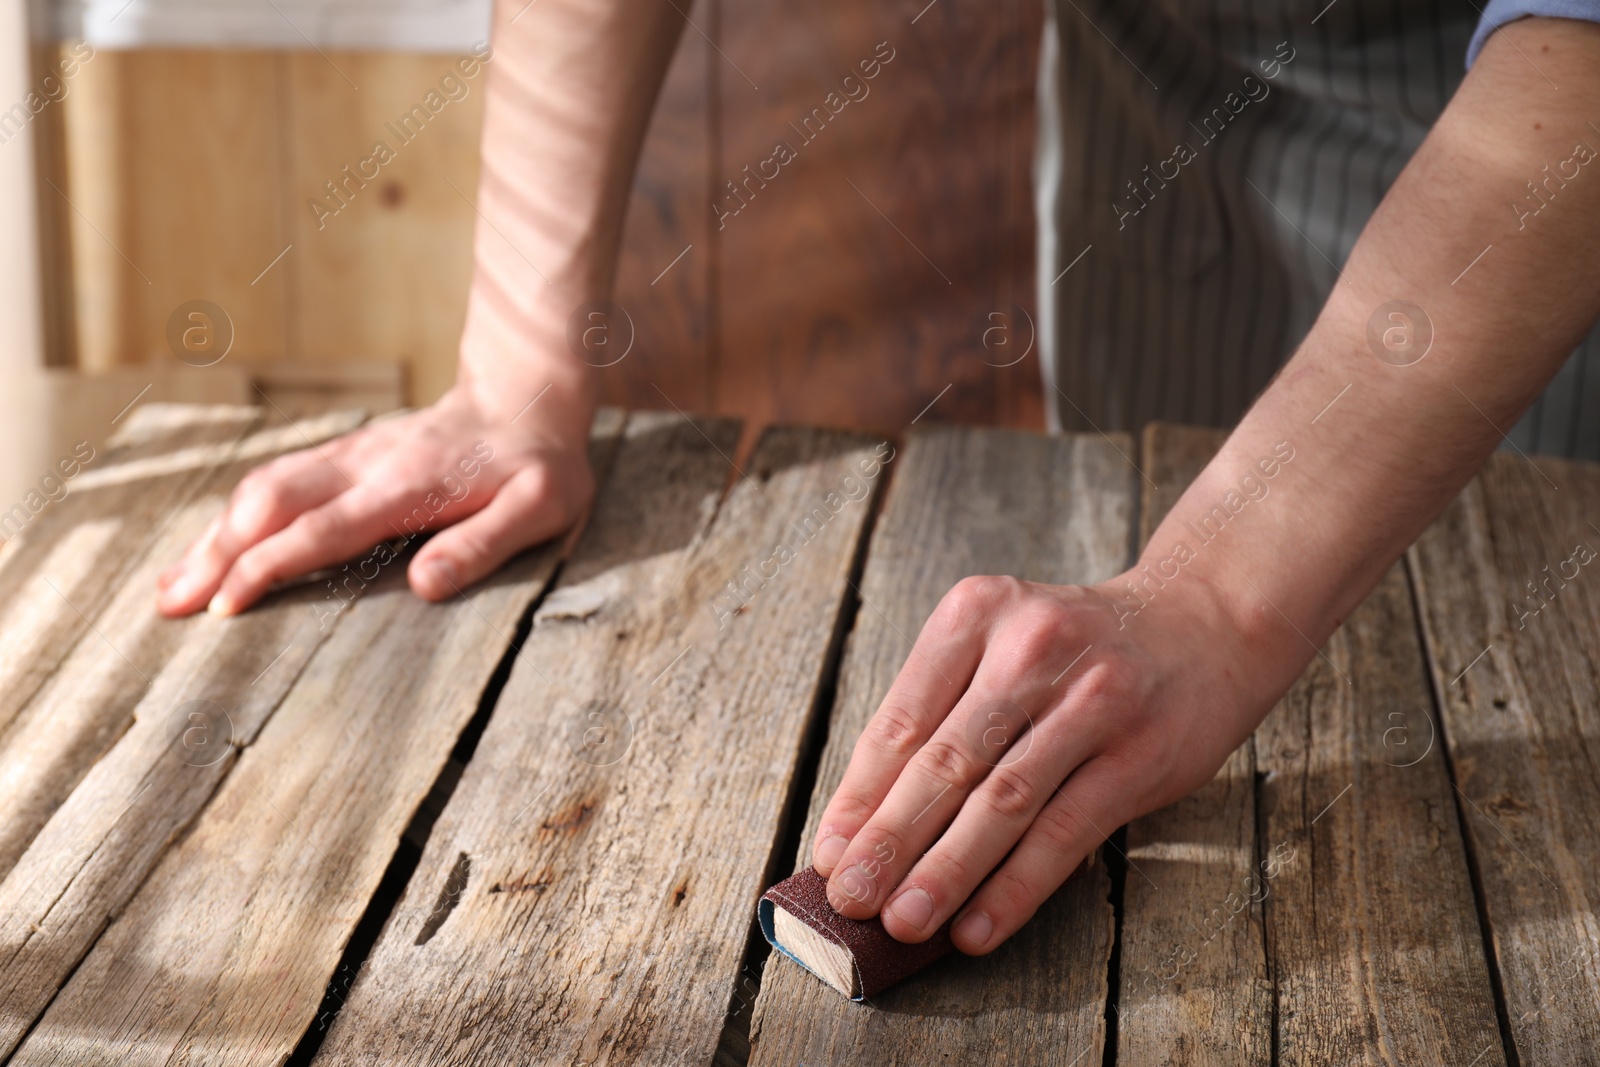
xmin=0 ymin=411 xmax=1591 ymax=1065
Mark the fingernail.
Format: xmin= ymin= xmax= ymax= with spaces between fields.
xmin=829 ymin=865 xmax=873 ymax=911
xmin=207 ymin=590 xmax=236 ymax=617
xmin=420 ymin=557 xmax=458 ymax=592
xmin=955 ymin=910 xmax=993 ymax=949
xmin=887 ymin=887 xmax=934 ymax=931
xmin=164 ymin=572 xmax=199 ymax=604
xmin=815 ymin=835 xmax=849 ymax=873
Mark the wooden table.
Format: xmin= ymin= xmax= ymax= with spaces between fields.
xmin=0 ymin=404 xmax=1595 ymax=1067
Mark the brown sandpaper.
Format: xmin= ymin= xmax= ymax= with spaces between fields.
xmin=758 ymin=866 xmax=953 ymax=1001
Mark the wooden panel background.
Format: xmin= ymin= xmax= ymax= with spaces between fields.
xmin=42 ymin=0 xmax=1044 ymax=433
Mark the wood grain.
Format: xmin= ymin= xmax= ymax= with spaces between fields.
xmin=747 ymin=426 xmax=1133 ymax=1067
xmin=309 ymin=414 xmax=884 ymax=1066
xmin=716 ymin=0 xmax=1044 ymax=435
xmin=5 ymin=411 xmax=627 ymax=1067
xmin=1115 ymin=424 xmax=1272 ymax=1067
xmin=56 ymin=48 xmax=288 ymax=372
xmin=283 ymin=50 xmax=486 ymax=407
xmin=0 ymin=403 xmax=258 ymax=745
xmin=1118 ymin=423 xmax=1504 ymax=1065
xmin=0 ymin=409 xmax=364 ymax=881
xmin=1256 ymin=562 xmax=1505 ymax=1067
xmin=1410 ymin=453 xmax=1600 ymax=1066
xmin=603 ymin=2 xmax=712 ymax=415
xmin=0 ymin=411 xmax=367 ymax=1059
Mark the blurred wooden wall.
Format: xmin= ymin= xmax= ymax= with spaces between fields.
xmin=42 ymin=0 xmax=1043 ymax=436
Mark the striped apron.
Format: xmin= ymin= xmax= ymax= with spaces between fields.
xmin=1037 ymin=0 xmax=1600 ymax=457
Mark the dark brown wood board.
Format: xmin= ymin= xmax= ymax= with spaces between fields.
xmin=1410 ymin=452 xmax=1600 ymax=1066
xmin=308 ymin=416 xmax=886 ymax=1066
xmin=715 ymin=0 xmax=1044 ymax=435
xmin=3 ymin=411 xmax=627 ymax=1067
xmin=746 ymin=426 xmax=1135 ymax=1067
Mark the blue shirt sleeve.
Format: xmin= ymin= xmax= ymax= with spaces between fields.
xmin=1468 ymin=0 xmax=1600 ymax=66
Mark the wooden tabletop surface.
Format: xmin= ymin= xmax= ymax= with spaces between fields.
xmin=0 ymin=403 xmax=1595 ymax=1067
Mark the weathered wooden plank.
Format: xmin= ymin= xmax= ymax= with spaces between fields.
xmin=309 ymin=416 xmax=885 ymax=1066
xmin=1410 ymin=453 xmax=1600 ymax=1066
xmin=1115 ymin=424 xmax=1271 ymax=1066
xmin=0 ymin=409 xmax=365 ymax=881
xmin=0 ymin=404 xmax=259 ymax=744
xmin=0 ymin=411 xmax=368 ymax=1060
xmin=1118 ymin=423 xmax=1504 ymax=1065
xmin=747 ymin=426 xmax=1132 ymax=1067
xmin=5 ymin=411 xmax=627 ymax=1067
xmin=1257 ymin=564 xmax=1505 ymax=1067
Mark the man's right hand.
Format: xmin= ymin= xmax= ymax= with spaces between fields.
xmin=156 ymin=371 xmax=598 ymax=618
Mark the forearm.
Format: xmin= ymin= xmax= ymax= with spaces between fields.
xmin=1141 ymin=18 xmax=1600 ymax=698
xmin=457 ymin=0 xmax=686 ymax=427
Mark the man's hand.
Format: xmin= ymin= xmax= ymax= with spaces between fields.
xmin=809 ymin=573 xmax=1281 ymax=955
xmin=157 ymin=375 xmax=597 ymax=617
xmin=812 ymin=16 xmax=1600 ymax=957
xmin=154 ymin=0 xmax=692 ymax=619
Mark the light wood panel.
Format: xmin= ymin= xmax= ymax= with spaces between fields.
xmin=1258 ymin=564 xmax=1504 ymax=1066
xmin=283 ymin=50 xmax=486 ymax=407
xmin=58 ymin=49 xmax=289 ymax=372
xmin=747 ymin=426 xmax=1131 ymax=1066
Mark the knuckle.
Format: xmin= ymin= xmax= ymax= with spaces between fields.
xmin=1031 ymin=802 xmax=1089 ymax=857
xmin=230 ymin=551 xmax=279 ymax=592
xmin=233 ymin=471 xmax=291 ymax=525
xmin=915 ymin=738 xmax=981 ymax=791
xmin=292 ymin=508 xmax=345 ymax=543
xmin=852 ymin=826 xmax=907 ymax=873
xmin=944 ymin=574 xmax=1018 ymax=615
xmin=986 ymin=866 xmax=1037 ymax=918
xmin=926 ymin=847 xmax=975 ymax=891
xmin=823 ymin=790 xmax=876 ymax=828
xmin=1003 ymin=614 xmax=1065 ymax=670
xmin=1071 ymin=660 xmax=1138 ymax=721
xmin=445 ymin=526 xmax=492 ymax=565
xmin=862 ymin=704 xmax=924 ymax=758
xmin=980 ymin=766 xmax=1040 ymax=822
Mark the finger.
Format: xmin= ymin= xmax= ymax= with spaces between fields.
xmin=875 ymin=703 xmax=1108 ymax=942
xmin=823 ymin=675 xmax=1044 ymax=919
xmin=949 ymin=759 xmax=1125 ymax=956
xmin=407 ymin=465 xmax=575 ymax=601
xmin=209 ymin=484 xmax=418 ymax=615
xmin=810 ymin=576 xmax=1003 ymax=876
xmin=158 ymin=451 xmax=348 ymax=616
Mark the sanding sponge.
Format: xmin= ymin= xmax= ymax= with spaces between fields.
xmin=758 ymin=866 xmax=952 ymax=1000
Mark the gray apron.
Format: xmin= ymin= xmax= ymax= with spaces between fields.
xmin=1037 ymin=0 xmax=1600 ymax=457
